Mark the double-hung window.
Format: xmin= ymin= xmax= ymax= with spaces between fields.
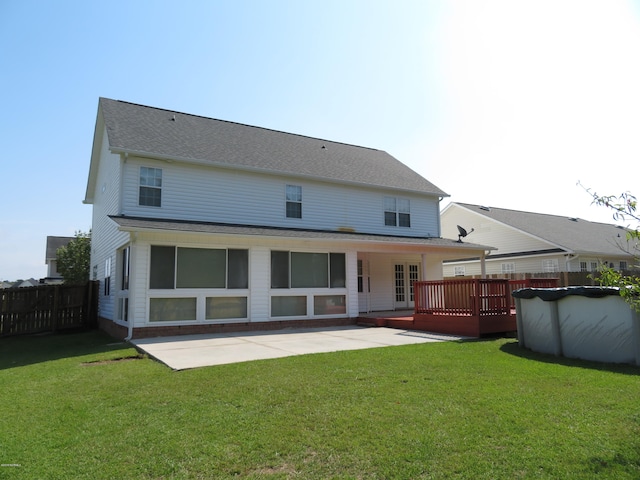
xmin=286 ymin=185 xmax=302 ymax=218
xmin=139 ymin=167 xmax=162 ymax=207
xmin=384 ymin=197 xmax=410 ymax=227
xmin=501 ymin=263 xmax=515 ymax=274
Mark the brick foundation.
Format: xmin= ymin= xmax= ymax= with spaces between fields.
xmin=98 ymin=316 xmax=358 ymax=340
xmin=98 ymin=316 xmax=129 ymax=340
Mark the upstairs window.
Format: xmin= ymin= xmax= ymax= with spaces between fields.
xmin=384 ymin=197 xmax=410 ymax=227
xmin=286 ymin=185 xmax=302 ymax=218
xmin=139 ymin=167 xmax=162 ymax=207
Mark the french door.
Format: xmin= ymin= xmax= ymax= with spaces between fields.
xmin=394 ymin=263 xmax=420 ymax=309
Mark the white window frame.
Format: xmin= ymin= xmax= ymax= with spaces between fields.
xmin=104 ymin=257 xmax=112 ymax=296
xmin=285 ymin=185 xmax=302 ymax=219
xmin=454 ymin=266 xmax=466 ymax=277
xmin=384 ymin=196 xmax=411 ymax=227
xmin=542 ymin=259 xmax=559 ymax=273
xmin=139 ymin=167 xmax=162 ymax=207
xmin=501 ymin=263 xmax=515 ymax=274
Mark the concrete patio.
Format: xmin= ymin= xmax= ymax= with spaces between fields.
xmin=132 ymin=325 xmax=466 ymax=370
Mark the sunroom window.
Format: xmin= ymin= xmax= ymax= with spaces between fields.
xmin=149 ymin=246 xmax=248 ymax=289
xmin=271 ymin=251 xmax=346 ymax=289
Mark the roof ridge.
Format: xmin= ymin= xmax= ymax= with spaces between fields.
xmin=457 ymin=202 xmax=598 ymax=222
xmin=102 ymin=97 xmax=382 ymax=153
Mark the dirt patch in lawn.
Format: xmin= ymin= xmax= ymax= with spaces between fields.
xmin=81 ymin=354 xmax=146 ymax=366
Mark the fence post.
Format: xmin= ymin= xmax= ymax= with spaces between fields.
xmin=52 ymin=285 xmax=60 ymax=333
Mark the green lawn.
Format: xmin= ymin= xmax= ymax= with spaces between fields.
xmin=1 ymin=330 xmax=639 ymax=479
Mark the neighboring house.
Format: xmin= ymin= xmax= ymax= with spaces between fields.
xmin=441 ymin=202 xmax=638 ymax=278
xmin=13 ymin=278 xmax=40 ymax=288
xmin=84 ymin=98 xmax=489 ymax=339
xmin=44 ymin=236 xmax=75 ymax=284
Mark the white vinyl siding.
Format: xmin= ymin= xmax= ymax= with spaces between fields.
xmin=90 ymin=126 xmax=131 ymax=322
xmin=443 ymin=254 xmax=567 ymax=278
xmin=441 ymin=206 xmax=552 ymax=254
xmin=128 ymin=230 xmax=362 ymax=326
xmin=120 ymin=157 xmax=440 ymax=238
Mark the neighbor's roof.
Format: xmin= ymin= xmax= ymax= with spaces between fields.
xmin=451 ymin=202 xmax=637 ymax=257
xmin=96 ymin=97 xmax=448 ymax=196
xmin=110 ymin=215 xmax=492 ymax=254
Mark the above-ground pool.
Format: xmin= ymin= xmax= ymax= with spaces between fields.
xmin=512 ymin=287 xmax=640 ymax=366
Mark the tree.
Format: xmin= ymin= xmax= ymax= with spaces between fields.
xmin=56 ymin=231 xmax=91 ymax=285
xmin=581 ymin=185 xmax=640 ymax=312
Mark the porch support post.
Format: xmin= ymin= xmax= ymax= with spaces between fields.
xmin=421 ymin=254 xmax=427 ymax=281
xmin=480 ymin=251 xmax=487 ymax=279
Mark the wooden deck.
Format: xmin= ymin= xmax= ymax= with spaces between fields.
xmin=357 ymin=278 xmax=558 ymax=337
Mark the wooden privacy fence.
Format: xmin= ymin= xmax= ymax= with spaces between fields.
xmin=506 ymin=278 xmax=559 ymax=309
xmin=0 ymin=281 xmax=98 ymax=337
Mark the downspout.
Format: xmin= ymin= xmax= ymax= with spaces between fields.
xmin=119 ymin=153 xmax=128 ymax=215
xmin=124 ymin=231 xmax=136 ymax=342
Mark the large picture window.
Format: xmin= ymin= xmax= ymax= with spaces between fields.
xmin=271 ymin=251 xmax=345 ymax=289
xmin=150 ymin=246 xmax=248 ymax=289
xmin=139 ymin=167 xmax=162 ymax=207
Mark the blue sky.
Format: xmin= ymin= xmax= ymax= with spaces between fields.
xmin=1 ymin=0 xmax=639 ymax=281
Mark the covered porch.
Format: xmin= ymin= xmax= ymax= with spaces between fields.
xmin=358 ymin=278 xmax=558 ymax=337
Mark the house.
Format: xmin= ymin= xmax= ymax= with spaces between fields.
xmin=44 ymin=236 xmax=75 ymax=284
xmin=84 ymin=98 xmax=489 ymax=339
xmin=441 ymin=202 xmax=638 ymax=279
xmin=13 ymin=278 xmax=40 ymax=288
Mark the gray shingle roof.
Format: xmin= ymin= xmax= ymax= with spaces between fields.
xmin=454 ymin=203 xmax=638 ymax=257
xmin=110 ymin=215 xmax=490 ymax=252
xmin=98 ymin=97 xmax=447 ymax=196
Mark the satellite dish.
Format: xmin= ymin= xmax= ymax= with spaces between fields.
xmin=457 ymin=225 xmax=474 ymax=243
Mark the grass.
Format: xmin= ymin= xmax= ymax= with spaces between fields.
xmin=1 ymin=331 xmax=639 ymax=479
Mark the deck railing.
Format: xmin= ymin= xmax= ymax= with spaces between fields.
xmin=415 ymin=278 xmax=559 ymax=316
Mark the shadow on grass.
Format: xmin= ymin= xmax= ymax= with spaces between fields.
xmin=500 ymin=339 xmax=640 ymax=376
xmin=0 ymin=329 xmax=132 ymax=370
